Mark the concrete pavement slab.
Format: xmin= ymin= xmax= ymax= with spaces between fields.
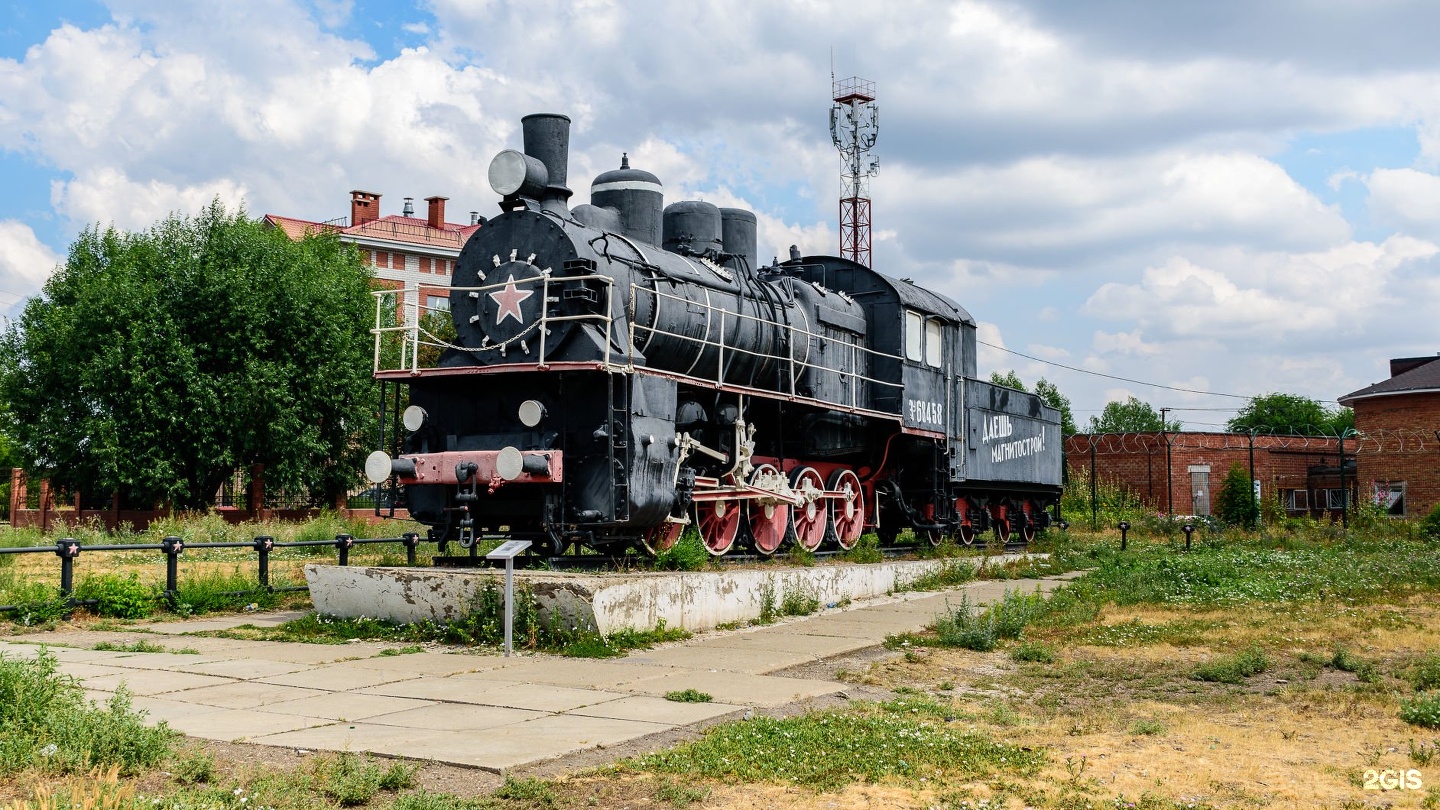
xmin=568 ymin=694 xmax=744 ymax=725
xmin=166 ymin=681 xmax=330 ymax=710
xmin=623 ymin=670 xmax=846 ymax=707
xmin=444 ymin=680 xmax=626 ymax=713
xmin=79 ymin=670 xmax=238 ymax=696
xmin=142 ymin=610 xmax=311 ymax=635
xmin=263 ymin=662 xmax=415 ymax=691
xmin=364 ymin=702 xmax=546 ymax=731
xmin=359 ymin=676 xmax=527 ymax=704
xmin=346 ymin=652 xmax=505 ymax=676
xmin=265 ymin=691 xmax=436 ymax=722
xmin=219 ymin=641 xmax=392 ymax=664
xmin=506 ymin=713 xmax=670 ymax=747
xmin=159 ymin=708 xmax=332 ymax=741
xmin=55 ymin=662 xmax=135 ymax=679
xmin=172 ymin=658 xmax=318 ymax=680
xmin=626 ymin=643 xmax=816 ymax=674
xmin=696 ymin=629 xmax=876 ymax=659
xmin=477 ymin=658 xmax=679 ymax=690
xmin=374 ymin=728 xmax=583 ymax=773
xmin=100 ymin=653 xmax=226 ymax=670
xmin=131 ymin=696 xmax=237 ymax=725
xmin=252 ymin=722 xmax=437 ymax=755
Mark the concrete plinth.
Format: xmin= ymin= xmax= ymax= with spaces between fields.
xmin=305 ymin=554 xmax=1032 ymax=634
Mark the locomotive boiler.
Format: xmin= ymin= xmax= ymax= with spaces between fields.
xmin=364 ymin=113 xmax=1063 ymax=556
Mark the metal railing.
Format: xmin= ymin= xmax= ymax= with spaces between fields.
xmin=0 ymin=533 xmax=423 ymax=615
xmin=372 ymin=275 xmax=619 ymax=374
xmin=371 ymin=276 xmax=907 ymax=417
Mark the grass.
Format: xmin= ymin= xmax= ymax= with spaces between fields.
xmin=664 ymin=688 xmax=713 ymax=703
xmin=626 ymin=696 xmax=1045 ymax=791
xmin=91 ymin=640 xmax=168 ymax=654
xmin=1191 ymin=645 xmax=1269 ymax=683
xmin=0 ymin=649 xmax=176 ymax=777
xmin=1401 ymin=693 xmax=1440 ymax=728
xmin=930 ymin=590 xmax=1043 ymax=652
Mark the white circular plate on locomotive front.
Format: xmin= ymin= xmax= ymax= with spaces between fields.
xmin=364 ymin=450 xmax=393 ymax=484
xmin=496 ymin=446 xmax=525 ymax=480
xmin=518 ymin=399 xmax=545 ymax=427
xmin=402 ymin=405 xmax=428 ymax=432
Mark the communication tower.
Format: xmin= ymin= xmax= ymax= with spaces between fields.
xmin=830 ymin=75 xmax=878 ymax=267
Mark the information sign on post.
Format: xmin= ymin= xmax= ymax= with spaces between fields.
xmin=486 ymin=540 xmax=532 ymax=657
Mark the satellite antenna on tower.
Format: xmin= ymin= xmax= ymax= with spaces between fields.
xmin=830 ymin=74 xmax=878 ymax=267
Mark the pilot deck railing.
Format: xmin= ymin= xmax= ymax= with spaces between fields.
xmin=371 ymin=278 xmax=907 ymax=413
xmin=0 ymin=533 xmax=423 ymax=615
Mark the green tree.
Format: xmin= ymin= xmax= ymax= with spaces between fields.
xmin=1086 ymin=396 xmax=1182 ymax=433
xmin=989 ymin=370 xmax=1026 ymax=391
xmin=1214 ymin=462 xmax=1258 ymax=528
xmin=990 ymin=370 xmax=1077 ymax=436
xmin=1226 ymin=393 xmax=1351 ymax=436
xmin=0 ymin=202 xmax=375 ymax=509
xmin=1033 ymin=378 xmax=1077 ymax=436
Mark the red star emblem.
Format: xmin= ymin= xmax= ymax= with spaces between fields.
xmin=488 ymin=274 xmax=534 ymax=325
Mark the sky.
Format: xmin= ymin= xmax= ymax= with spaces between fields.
xmin=0 ymin=0 xmax=1436 ymax=430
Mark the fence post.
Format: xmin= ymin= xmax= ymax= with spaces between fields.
xmin=254 ymin=536 xmax=274 ymax=588
xmin=1118 ymin=520 xmax=1130 ymax=551
xmin=55 ymin=538 xmax=80 ymax=596
xmin=162 ymin=536 xmax=185 ymax=597
xmin=335 ymin=534 xmax=354 ymax=566
xmin=402 ymin=532 xmax=420 ymax=566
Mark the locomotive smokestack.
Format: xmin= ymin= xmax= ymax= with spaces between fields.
xmin=521 ymin=113 xmax=573 ymax=210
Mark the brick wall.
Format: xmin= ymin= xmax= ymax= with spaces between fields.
xmin=1353 ymin=391 xmax=1440 ymax=519
xmin=1065 ymin=433 xmax=1346 ymax=517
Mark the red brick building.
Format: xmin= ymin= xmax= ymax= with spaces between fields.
xmin=265 ymin=191 xmax=484 ymax=323
xmin=1339 ymin=355 xmax=1440 ymax=520
xmin=1064 ymin=432 xmax=1350 ymax=519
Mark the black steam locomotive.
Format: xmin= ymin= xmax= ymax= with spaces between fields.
xmin=364 ymin=113 xmax=1063 ymax=556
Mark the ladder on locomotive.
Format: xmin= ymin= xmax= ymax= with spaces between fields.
xmin=606 ymin=371 xmax=631 ymax=523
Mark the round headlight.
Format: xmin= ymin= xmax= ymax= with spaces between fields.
xmin=488 ymin=149 xmax=549 ymax=198
xmin=402 ymin=405 xmax=428 ymax=432
xmin=496 ymin=446 xmax=524 ymax=481
xmin=518 ymin=399 xmax=546 ymax=428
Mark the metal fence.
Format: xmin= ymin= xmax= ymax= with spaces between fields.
xmin=0 ymin=532 xmax=423 ymax=615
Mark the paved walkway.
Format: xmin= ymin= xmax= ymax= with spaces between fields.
xmin=0 ymin=573 xmax=1080 ymax=774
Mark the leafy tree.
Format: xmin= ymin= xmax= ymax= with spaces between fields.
xmin=989 ymin=370 xmax=1026 ymax=391
xmin=989 ymin=371 xmax=1077 ymax=435
xmin=1033 ymin=378 xmax=1077 ymax=436
xmin=0 ymin=202 xmax=375 ymax=509
xmin=1227 ymin=393 xmax=1352 ymax=436
xmin=1214 ymin=462 xmax=1258 ymax=528
xmin=1086 ymin=396 xmax=1182 ymax=433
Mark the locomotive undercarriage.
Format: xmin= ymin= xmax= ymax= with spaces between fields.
xmin=382 ymin=368 xmax=1054 ymax=557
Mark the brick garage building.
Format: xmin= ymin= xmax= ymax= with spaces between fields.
xmin=1064 ymin=432 xmax=1350 ymax=519
xmin=1339 ymin=355 xmax=1440 ymax=520
xmin=266 ymin=191 xmax=484 ymax=322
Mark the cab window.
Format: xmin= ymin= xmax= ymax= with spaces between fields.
xmin=924 ymin=318 xmax=943 ymax=368
xmin=904 ymin=310 xmax=923 ymax=361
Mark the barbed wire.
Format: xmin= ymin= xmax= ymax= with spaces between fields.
xmin=1066 ymin=427 xmax=1435 ymax=455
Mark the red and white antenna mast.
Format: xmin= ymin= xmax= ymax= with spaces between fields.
xmin=830 ymin=75 xmax=878 ymax=267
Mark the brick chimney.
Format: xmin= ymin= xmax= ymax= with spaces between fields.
xmin=425 ymin=196 xmax=448 ymax=230
xmin=350 ymin=190 xmax=380 ymax=226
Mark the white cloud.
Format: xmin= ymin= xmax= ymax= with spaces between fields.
xmin=0 ymin=221 xmax=63 ymax=303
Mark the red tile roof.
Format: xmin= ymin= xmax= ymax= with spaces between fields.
xmin=263 ymin=213 xmax=482 ymax=251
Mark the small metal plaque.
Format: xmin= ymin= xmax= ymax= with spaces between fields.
xmin=486 ymin=540 xmax=532 ymax=560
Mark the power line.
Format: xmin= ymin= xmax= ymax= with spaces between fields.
xmin=979 ymin=340 xmax=1344 ymax=404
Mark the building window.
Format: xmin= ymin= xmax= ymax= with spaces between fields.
xmin=1376 ymin=481 xmax=1405 ymax=516
xmin=1190 ymin=470 xmax=1211 ymax=516
xmin=1286 ymin=489 xmax=1308 ymax=511
xmin=426 ymin=295 xmax=450 ymax=312
xmin=1326 ymin=488 xmax=1350 ymax=510
xmin=904 ymin=310 xmax=923 ymax=361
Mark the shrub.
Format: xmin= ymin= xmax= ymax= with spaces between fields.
xmin=841 ymin=533 xmax=883 ymax=564
xmin=1214 ymin=463 xmax=1258 ymax=529
xmin=1422 ymin=503 xmax=1440 ymax=541
xmin=1010 ymin=641 xmax=1056 ymax=663
xmin=1406 ymin=653 xmax=1440 ymax=692
xmin=1192 ymin=646 xmax=1268 ymax=684
xmin=932 ymin=591 xmax=1040 ymax=651
xmin=665 ymin=689 xmax=713 ymax=703
xmin=315 ymin=752 xmax=386 ymax=806
xmin=652 ymin=528 xmax=710 ymax=571
xmin=0 ymin=650 xmax=176 ymax=776
xmin=1400 ymin=693 xmax=1440 ymax=729
xmin=75 ymin=573 xmax=155 ymax=619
